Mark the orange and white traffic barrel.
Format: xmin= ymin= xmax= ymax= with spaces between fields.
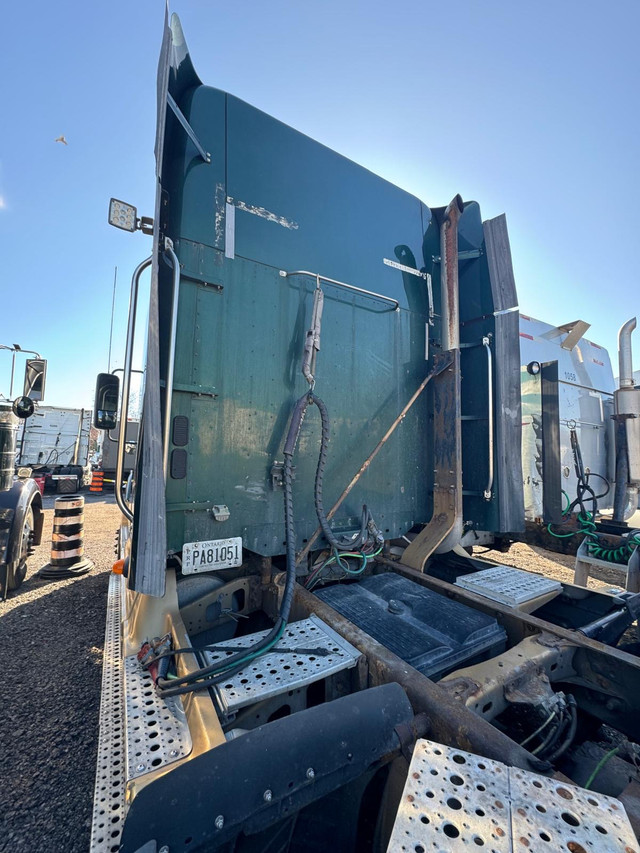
xmin=38 ymin=495 xmax=93 ymax=579
xmin=90 ymin=470 xmax=104 ymax=493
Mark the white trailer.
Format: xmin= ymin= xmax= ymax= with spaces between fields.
xmin=519 ymin=315 xmax=621 ymax=523
xmin=17 ymin=405 xmax=92 ymax=491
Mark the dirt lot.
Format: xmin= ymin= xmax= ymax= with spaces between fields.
xmin=0 ymin=494 xmax=121 ymax=853
xmin=478 ymin=541 xmax=629 ymax=592
xmin=0 ymin=496 xmax=633 ymax=852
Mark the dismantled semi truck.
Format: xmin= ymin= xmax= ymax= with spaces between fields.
xmin=0 ymin=359 xmax=47 ymax=597
xmin=91 ymin=12 xmax=640 ymax=853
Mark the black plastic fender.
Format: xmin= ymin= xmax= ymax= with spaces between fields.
xmin=120 ymin=682 xmax=415 ymax=853
xmin=0 ymin=478 xmax=43 ymax=596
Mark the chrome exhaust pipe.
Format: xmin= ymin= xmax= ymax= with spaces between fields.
xmin=618 ymin=317 xmax=637 ymax=389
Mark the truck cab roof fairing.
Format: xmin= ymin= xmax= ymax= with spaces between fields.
xmin=129 ymin=10 xmax=193 ymax=598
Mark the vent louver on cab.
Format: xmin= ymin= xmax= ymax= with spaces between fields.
xmin=172 ymin=415 xmax=189 ymax=446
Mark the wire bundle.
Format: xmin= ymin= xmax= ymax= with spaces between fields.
xmin=304 ymin=545 xmax=382 ymax=591
xmin=547 ymin=427 xmax=611 ymax=547
xmin=519 ymin=696 xmax=578 ymax=763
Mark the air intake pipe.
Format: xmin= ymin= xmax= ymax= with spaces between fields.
xmin=0 ymin=402 xmax=18 ymax=493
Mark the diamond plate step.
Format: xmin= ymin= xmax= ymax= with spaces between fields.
xmin=387 ymin=739 xmax=638 ymax=853
xmin=202 ymin=615 xmax=361 ymax=718
xmin=455 ymin=565 xmax=561 ymax=606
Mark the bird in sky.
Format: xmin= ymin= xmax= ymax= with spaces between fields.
xmin=55 ymin=136 xmax=68 ymax=145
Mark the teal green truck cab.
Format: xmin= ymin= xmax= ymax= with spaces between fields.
xmin=90 ymin=13 xmax=640 ymax=853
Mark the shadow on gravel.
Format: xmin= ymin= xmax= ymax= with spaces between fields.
xmin=0 ymin=570 xmax=110 ymax=853
xmin=6 ymin=566 xmax=100 ymax=604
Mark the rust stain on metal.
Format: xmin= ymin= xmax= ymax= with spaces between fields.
xmin=496 ymin=827 xmax=505 ymax=837
xmin=556 ymin=786 xmax=573 ymax=800
xmin=519 ymin=837 xmax=530 ymax=847
xmin=441 ymin=194 xmax=464 ymax=351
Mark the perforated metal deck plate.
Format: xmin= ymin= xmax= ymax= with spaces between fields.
xmin=90 ymin=573 xmax=126 ymax=853
xmin=123 ymin=655 xmax=192 ymax=779
xmin=387 ymin=739 xmax=638 ymax=853
xmin=202 ymin=614 xmax=361 ymax=717
xmin=455 ymin=565 xmax=561 ymax=606
xmin=509 ymin=767 xmax=638 ymax=852
xmin=388 ymin=739 xmax=511 ymax=852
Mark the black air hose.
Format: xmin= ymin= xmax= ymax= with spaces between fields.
xmin=157 ymin=392 xmax=312 ymax=698
xmin=308 ymin=393 xmax=374 ymax=552
xmin=158 ymin=389 xmax=380 ymax=698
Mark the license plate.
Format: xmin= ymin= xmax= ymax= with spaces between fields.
xmin=182 ymin=537 xmax=243 ymax=574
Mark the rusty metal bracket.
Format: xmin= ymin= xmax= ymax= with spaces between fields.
xmin=438 ymin=634 xmax=577 ymax=722
xmin=401 ymin=348 xmax=462 ymax=570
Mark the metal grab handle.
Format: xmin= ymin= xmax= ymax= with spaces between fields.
xmin=302 ymin=280 xmax=324 ymax=386
xmin=116 ymin=256 xmax=152 ymax=522
xmin=483 ymin=336 xmax=494 ymax=501
xmin=162 ymin=242 xmax=181 ymax=480
xmin=279 ymin=269 xmax=399 ymax=311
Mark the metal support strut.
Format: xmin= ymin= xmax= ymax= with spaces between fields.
xmin=162 ymin=240 xmax=181 ymax=480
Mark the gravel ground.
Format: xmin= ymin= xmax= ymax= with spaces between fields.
xmin=0 ymin=494 xmax=121 ymax=853
xmin=0 ymin=496 xmax=632 ymax=853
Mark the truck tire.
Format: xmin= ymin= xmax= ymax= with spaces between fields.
xmin=7 ymin=505 xmax=34 ymax=591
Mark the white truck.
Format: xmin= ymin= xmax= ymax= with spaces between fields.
xmin=17 ymin=405 xmax=92 ymax=493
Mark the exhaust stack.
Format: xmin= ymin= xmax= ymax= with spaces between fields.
xmin=613 ymin=318 xmax=640 ymax=520
xmin=618 ymin=317 xmax=637 ymax=388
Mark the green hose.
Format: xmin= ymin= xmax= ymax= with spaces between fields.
xmin=584 ymin=747 xmax=619 ymax=790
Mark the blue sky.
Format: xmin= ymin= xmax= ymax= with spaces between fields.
xmin=1 ymin=0 xmax=638 ymax=407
